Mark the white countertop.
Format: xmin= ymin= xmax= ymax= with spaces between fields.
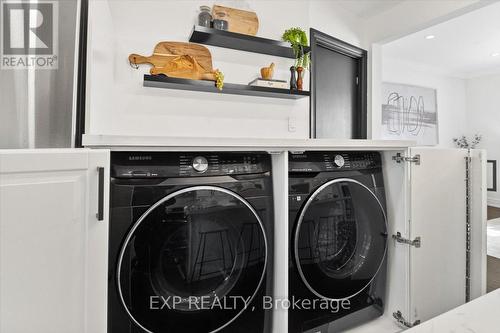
xmin=82 ymin=134 xmax=415 ymax=151
xmin=345 ymin=315 xmax=404 ymax=333
xmin=407 ymin=289 xmax=500 ymax=333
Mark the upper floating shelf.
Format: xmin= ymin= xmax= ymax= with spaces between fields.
xmin=189 ymin=25 xmax=310 ymax=59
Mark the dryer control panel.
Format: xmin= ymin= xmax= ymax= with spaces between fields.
xmin=289 ymin=151 xmax=381 ymax=172
xmin=111 ymin=152 xmax=271 ymax=178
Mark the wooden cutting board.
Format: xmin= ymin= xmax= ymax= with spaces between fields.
xmin=149 ymin=55 xmax=216 ymax=81
xmin=212 ymin=5 xmax=259 ymax=36
xmin=129 ymin=42 xmax=213 ymax=72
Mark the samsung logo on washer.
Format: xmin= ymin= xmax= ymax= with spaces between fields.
xmin=129 ymin=156 xmax=153 ymax=161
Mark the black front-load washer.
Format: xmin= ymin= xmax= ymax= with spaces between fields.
xmin=288 ymin=151 xmax=388 ymax=333
xmin=108 ymin=152 xmax=273 ymax=333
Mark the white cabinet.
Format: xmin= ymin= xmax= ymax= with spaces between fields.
xmin=0 ymin=146 xmax=486 ymax=333
xmin=380 ymin=148 xmax=487 ymax=330
xmin=0 ymin=149 xmax=110 ymax=333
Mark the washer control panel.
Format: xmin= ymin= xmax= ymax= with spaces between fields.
xmin=111 ymin=152 xmax=270 ymax=178
xmin=289 ymin=151 xmax=381 ymax=172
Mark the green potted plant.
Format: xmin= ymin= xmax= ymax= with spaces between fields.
xmin=282 ymin=27 xmax=310 ymax=90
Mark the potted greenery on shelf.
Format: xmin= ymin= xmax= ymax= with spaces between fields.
xmin=282 ymin=27 xmax=310 ymax=91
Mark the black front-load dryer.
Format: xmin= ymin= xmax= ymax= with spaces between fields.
xmin=108 ymin=152 xmax=273 ymax=333
xmin=288 ymin=151 xmax=388 ymax=333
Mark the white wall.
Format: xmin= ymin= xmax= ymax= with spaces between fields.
xmin=308 ymin=1 xmax=363 ymax=48
xmin=380 ymin=57 xmax=467 ymax=147
xmin=86 ymin=0 xmax=486 ymax=141
xmin=366 ymin=0 xmax=485 ymax=140
xmin=85 ymin=0 xmax=363 ymax=139
xmin=466 ymin=74 xmax=500 ymax=207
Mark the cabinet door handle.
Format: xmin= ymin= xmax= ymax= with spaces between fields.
xmin=96 ymin=167 xmax=104 ymax=221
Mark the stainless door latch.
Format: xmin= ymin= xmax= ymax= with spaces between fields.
xmin=392 ymin=232 xmax=421 ymax=248
xmin=393 ymin=311 xmax=421 ymax=328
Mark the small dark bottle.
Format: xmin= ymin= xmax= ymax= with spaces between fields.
xmin=289 ymin=66 xmax=297 ymax=90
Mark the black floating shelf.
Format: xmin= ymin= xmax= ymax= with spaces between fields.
xmin=144 ymin=75 xmax=310 ymax=100
xmin=189 ymin=25 xmax=310 ymax=59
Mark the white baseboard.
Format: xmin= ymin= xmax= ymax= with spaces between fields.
xmin=488 ymin=197 xmax=500 ymax=208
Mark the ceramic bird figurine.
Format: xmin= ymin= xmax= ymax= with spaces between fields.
xmin=260 ymin=62 xmax=275 ymax=80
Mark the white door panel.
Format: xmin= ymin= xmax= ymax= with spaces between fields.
xmin=86 ymin=150 xmax=110 ymax=333
xmin=381 ymin=150 xmax=410 ymax=327
xmin=469 ymin=149 xmax=487 ymax=300
xmin=0 ymin=149 xmax=109 ymax=333
xmin=409 ymin=147 xmax=467 ymax=324
xmin=271 ymin=152 xmax=288 ymax=333
xmin=1 ymin=175 xmax=86 ymax=333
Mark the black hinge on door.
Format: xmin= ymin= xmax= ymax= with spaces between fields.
xmin=96 ymin=167 xmax=104 ymax=221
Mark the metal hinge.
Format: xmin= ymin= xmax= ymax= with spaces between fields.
xmin=392 ymin=232 xmax=421 ymax=248
xmin=290 ymin=150 xmax=305 ymax=155
xmin=393 ymin=311 xmax=421 ymax=328
xmin=356 ymin=76 xmax=359 ymax=85
xmin=392 ymin=153 xmax=420 ymax=165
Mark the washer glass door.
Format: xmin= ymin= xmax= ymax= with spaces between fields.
xmin=118 ymin=186 xmax=267 ymax=333
xmin=294 ymin=178 xmax=387 ymax=300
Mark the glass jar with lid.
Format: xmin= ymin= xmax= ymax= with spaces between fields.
xmin=198 ymin=6 xmax=212 ymax=28
xmin=213 ymin=11 xmax=228 ymax=31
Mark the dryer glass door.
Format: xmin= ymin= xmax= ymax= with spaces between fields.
xmin=117 ymin=186 xmax=267 ymax=333
xmin=294 ymin=178 xmax=387 ymax=300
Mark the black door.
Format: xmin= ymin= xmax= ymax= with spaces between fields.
xmin=294 ymin=179 xmax=387 ymax=300
xmin=310 ymin=29 xmax=367 ymax=139
xmin=117 ymin=186 xmax=268 ymax=333
xmin=315 ymin=48 xmax=357 ymax=139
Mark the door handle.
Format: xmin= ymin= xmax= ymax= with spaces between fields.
xmin=96 ymin=167 xmax=105 ymax=221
